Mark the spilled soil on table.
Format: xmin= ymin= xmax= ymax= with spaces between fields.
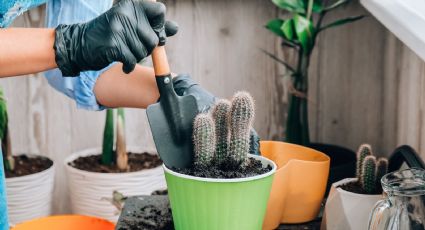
xmin=69 ymin=152 xmax=162 ymax=173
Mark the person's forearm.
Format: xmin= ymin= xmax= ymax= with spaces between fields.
xmin=94 ymin=64 xmax=160 ymax=109
xmin=0 ymin=28 xmax=57 ymax=77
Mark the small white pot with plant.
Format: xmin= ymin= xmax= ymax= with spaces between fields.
xmin=322 ymin=144 xmax=388 ymax=230
xmin=0 ymin=88 xmax=55 ymax=225
xmin=65 ymin=108 xmax=166 ymax=222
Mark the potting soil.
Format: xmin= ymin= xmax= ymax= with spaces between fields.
xmin=69 ymin=152 xmax=162 ymax=173
xmin=5 ymin=155 xmax=53 ymax=178
xmin=174 ymin=157 xmax=272 ymax=179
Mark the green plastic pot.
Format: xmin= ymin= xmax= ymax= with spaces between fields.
xmin=164 ymin=154 xmax=276 ymax=230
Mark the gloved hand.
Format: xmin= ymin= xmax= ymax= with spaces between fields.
xmin=173 ymin=74 xmax=261 ymax=155
xmin=54 ymin=0 xmax=178 ymax=77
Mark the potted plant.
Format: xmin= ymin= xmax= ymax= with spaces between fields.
xmin=164 ymin=92 xmax=276 ymax=230
xmin=322 ymin=144 xmax=388 ymax=230
xmin=265 ymin=0 xmax=364 ymax=190
xmin=0 ymin=88 xmax=55 ymax=225
xmin=65 ymin=108 xmax=166 ymax=222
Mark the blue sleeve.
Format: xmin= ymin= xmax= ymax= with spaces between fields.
xmin=0 ymin=151 xmax=9 ymax=230
xmin=44 ymin=0 xmax=114 ymax=111
xmin=0 ymin=0 xmax=46 ymax=28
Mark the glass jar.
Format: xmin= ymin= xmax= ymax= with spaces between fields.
xmin=368 ymin=168 xmax=425 ymax=230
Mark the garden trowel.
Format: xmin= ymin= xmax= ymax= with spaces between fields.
xmin=146 ymin=30 xmax=198 ymax=169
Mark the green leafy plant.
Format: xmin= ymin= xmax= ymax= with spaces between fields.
xmin=0 ymin=88 xmax=13 ymax=172
xmin=265 ymin=0 xmax=364 ymax=145
xmin=355 ymin=144 xmax=388 ymax=194
xmin=193 ymin=92 xmax=255 ymax=169
xmin=101 ymin=108 xmax=128 ymax=171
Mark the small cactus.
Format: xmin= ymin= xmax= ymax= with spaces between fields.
xmin=228 ymin=92 xmax=255 ymax=167
xmin=375 ymin=158 xmax=388 ymax=190
xmin=193 ymin=113 xmax=216 ymax=167
xmin=211 ymin=99 xmax=231 ymax=165
xmin=356 ymin=144 xmax=372 ymax=179
xmin=360 ymin=155 xmax=377 ymax=194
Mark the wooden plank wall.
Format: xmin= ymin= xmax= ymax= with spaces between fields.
xmin=2 ymin=0 xmax=424 ymax=214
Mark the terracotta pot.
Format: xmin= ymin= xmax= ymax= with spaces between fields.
xmin=321 ymin=178 xmax=383 ymax=230
xmin=260 ymin=141 xmax=330 ymax=229
xmin=64 ymin=147 xmax=166 ymax=222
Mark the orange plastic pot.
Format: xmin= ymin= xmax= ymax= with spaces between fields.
xmin=261 ymin=141 xmax=330 ymax=229
xmin=11 ymin=215 xmax=114 ymax=230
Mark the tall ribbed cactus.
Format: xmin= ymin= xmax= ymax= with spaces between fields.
xmin=193 ymin=113 xmax=216 ymax=167
xmin=211 ymin=99 xmax=231 ymax=165
xmin=360 ymin=155 xmax=377 ymax=194
xmin=228 ymin=92 xmax=255 ymax=167
xmin=356 ymin=144 xmax=372 ymax=179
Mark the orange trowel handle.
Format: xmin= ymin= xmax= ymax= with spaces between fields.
xmin=149 ymin=0 xmax=170 ymax=76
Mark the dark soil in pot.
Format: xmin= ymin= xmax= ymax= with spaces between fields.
xmin=5 ymin=154 xmax=53 ymax=178
xmin=69 ymin=152 xmax=162 ymax=173
xmin=173 ymin=157 xmax=272 ymax=179
xmin=309 ymin=143 xmax=356 ymax=195
xmin=339 ymin=181 xmax=382 ymax=195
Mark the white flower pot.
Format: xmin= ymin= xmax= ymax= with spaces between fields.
xmin=6 ymin=154 xmax=55 ymax=225
xmin=64 ymin=147 xmax=166 ymax=222
xmin=321 ymin=178 xmax=383 ymax=230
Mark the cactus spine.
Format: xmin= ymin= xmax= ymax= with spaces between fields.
xmin=356 ymin=144 xmax=372 ymax=179
xmin=211 ymin=99 xmax=231 ymax=165
xmin=193 ymin=113 xmax=216 ymax=167
xmin=193 ymin=91 xmax=255 ymax=169
xmin=228 ymin=92 xmax=255 ymax=167
xmin=360 ymin=155 xmax=377 ymax=194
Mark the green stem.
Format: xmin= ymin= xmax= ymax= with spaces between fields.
xmin=102 ymin=109 xmax=115 ymax=165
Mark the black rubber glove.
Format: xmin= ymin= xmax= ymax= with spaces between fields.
xmin=54 ymin=0 xmax=178 ymax=77
xmin=173 ymin=74 xmax=261 ymax=155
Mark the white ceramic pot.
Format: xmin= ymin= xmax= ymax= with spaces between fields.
xmin=64 ymin=147 xmax=166 ymax=222
xmin=6 ymin=154 xmax=55 ymax=225
xmin=321 ymin=178 xmax=383 ymax=230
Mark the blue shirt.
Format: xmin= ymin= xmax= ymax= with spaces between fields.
xmin=0 ymin=1 xmax=113 ymax=228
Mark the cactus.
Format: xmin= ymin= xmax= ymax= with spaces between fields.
xmin=193 ymin=92 xmax=256 ymax=170
xmin=356 ymin=144 xmax=372 ymax=179
xmin=360 ymin=155 xmax=377 ymax=194
xmin=211 ymin=99 xmax=231 ymax=165
xmin=193 ymin=113 xmax=216 ymax=167
xmin=228 ymin=92 xmax=255 ymax=167
xmin=375 ymin=158 xmax=388 ymax=190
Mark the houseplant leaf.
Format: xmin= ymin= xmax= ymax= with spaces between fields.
xmin=293 ymin=14 xmax=314 ymax=53
xmin=102 ymin=109 xmax=115 ymax=165
xmin=266 ymin=19 xmax=285 ymax=38
xmin=302 ymin=0 xmax=323 ymax=13
xmin=281 ymin=19 xmax=295 ymax=40
xmin=272 ymin=0 xmax=305 ymax=13
xmin=318 ymin=15 xmax=364 ymax=32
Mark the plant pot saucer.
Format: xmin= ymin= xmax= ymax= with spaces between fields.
xmin=116 ymin=195 xmax=322 ymax=230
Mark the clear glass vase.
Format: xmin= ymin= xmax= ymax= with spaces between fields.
xmin=368 ymin=168 xmax=425 ymax=230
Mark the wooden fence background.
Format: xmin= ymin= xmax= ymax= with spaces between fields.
xmin=2 ymin=0 xmax=425 ymax=214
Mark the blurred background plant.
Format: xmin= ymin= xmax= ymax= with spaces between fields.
xmin=264 ymin=0 xmax=363 ymax=145
xmin=102 ymin=108 xmax=128 ymax=171
xmin=0 ymin=87 xmax=13 ymax=172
